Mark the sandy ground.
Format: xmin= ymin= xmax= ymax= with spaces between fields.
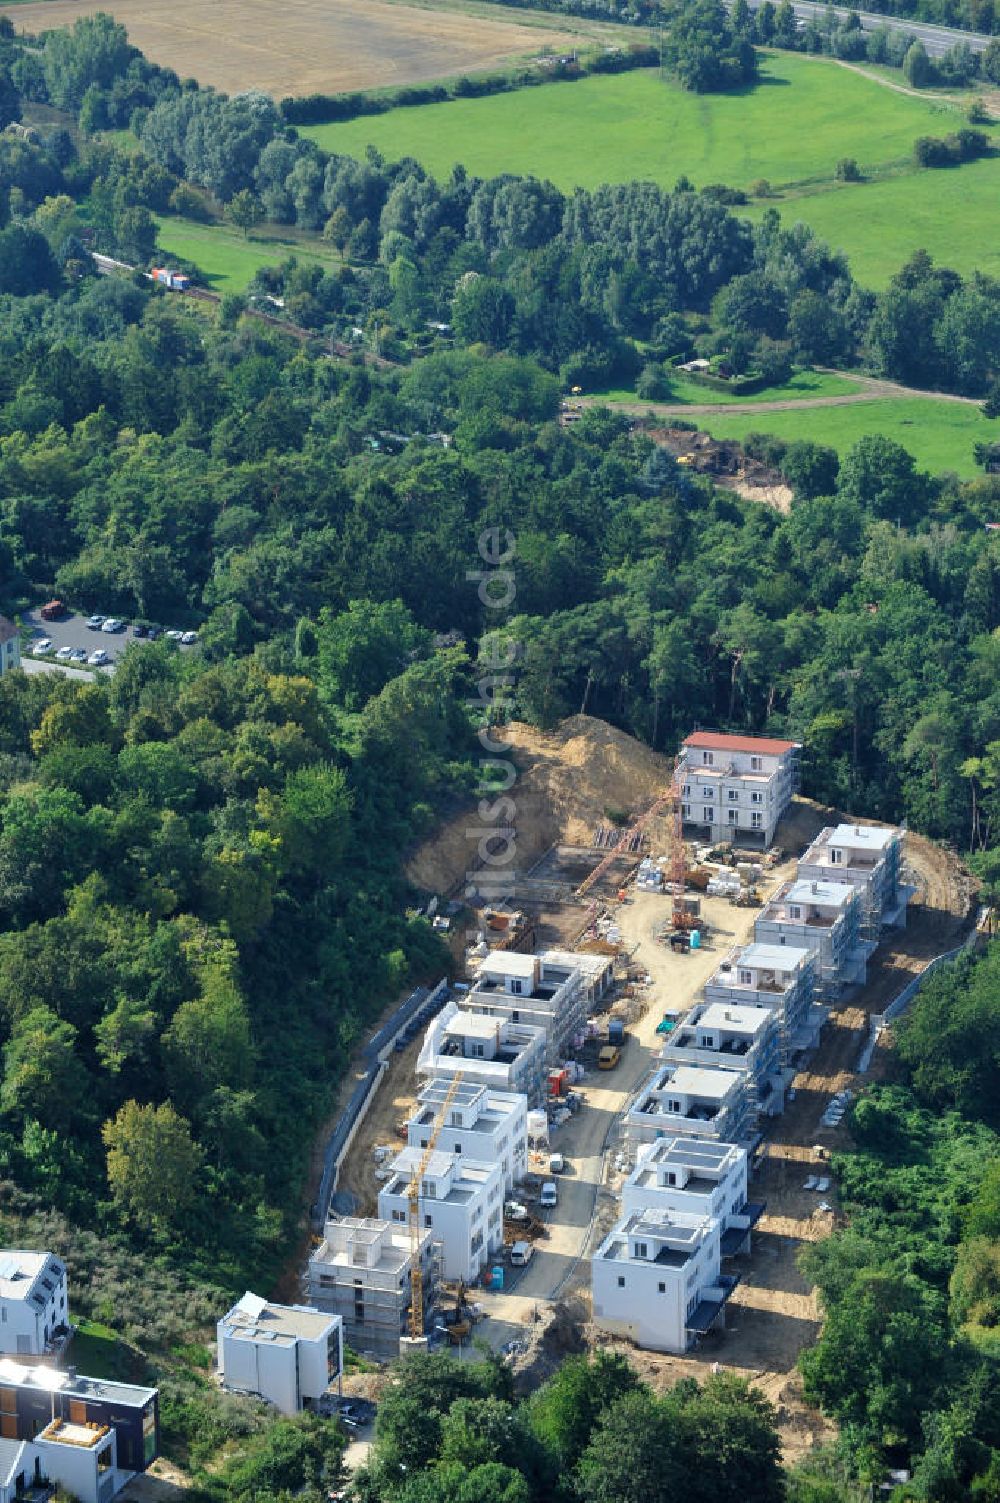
xmin=406 ymin=715 xmax=675 ymax=895
xmin=10 ymin=0 xmax=585 ymax=97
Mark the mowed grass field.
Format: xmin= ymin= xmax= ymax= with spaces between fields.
xmin=693 ymin=397 xmax=989 ymax=478
xmin=9 ymin=0 xmax=606 ymax=97
xmin=742 ymin=156 xmax=1000 ymax=287
xmin=600 ymin=369 xmax=865 ymax=406
xmin=304 ymin=53 xmax=962 ymax=191
xmin=153 ymin=215 xmax=342 ymax=291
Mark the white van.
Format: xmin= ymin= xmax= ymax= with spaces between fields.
xmin=548 ymin=1153 xmax=565 ymax=1175
xmin=509 ymin=1240 xmax=533 ymax=1267
xmin=539 ymin=1182 xmax=558 ymax=1209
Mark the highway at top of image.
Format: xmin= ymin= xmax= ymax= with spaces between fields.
xmin=738 ymin=0 xmax=994 ymax=54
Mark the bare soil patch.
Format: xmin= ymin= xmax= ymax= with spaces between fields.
xmin=9 ymin=0 xmax=579 ymax=98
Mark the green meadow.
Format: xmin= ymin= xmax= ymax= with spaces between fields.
xmin=691 ymin=397 xmax=990 ymax=478
xmin=594 ymin=369 xmax=864 ymax=406
xmin=302 ymin=53 xmax=963 ymax=192
xmin=153 ymin=214 xmax=342 ymax=292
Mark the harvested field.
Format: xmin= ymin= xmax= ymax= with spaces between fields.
xmin=9 ymin=0 xmax=583 ymax=98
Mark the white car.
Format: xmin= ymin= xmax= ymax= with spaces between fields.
xmin=539 ymin=1182 xmax=558 ymax=1209
xmin=88 ymin=648 xmax=109 ymax=666
xmin=55 ymin=645 xmax=75 ymax=661
xmin=101 ymin=618 xmax=124 ymax=633
xmin=32 ymin=639 xmax=53 ymax=655
xmin=164 ymin=629 xmax=184 ymax=641
xmin=180 ymin=630 xmax=198 ymax=645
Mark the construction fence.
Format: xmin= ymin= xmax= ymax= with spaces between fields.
xmin=313 ymin=977 xmax=449 ymax=1229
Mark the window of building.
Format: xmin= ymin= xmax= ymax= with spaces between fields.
xmin=700 ymin=786 xmax=714 ymax=799
xmin=682 ymin=803 xmax=691 ymax=819
xmin=617 ymin=1276 xmax=626 ymax=1288
xmin=751 ymin=812 xmax=763 ymax=829
xmin=751 ymin=790 xmax=764 ymax=805
xmin=728 ymin=810 xmax=738 ymax=825
xmin=831 ymin=848 xmax=844 ymax=864
xmin=703 ymin=806 xmax=714 ymax=824
xmin=750 ymin=756 xmax=762 ymax=771
xmin=666 ymin=1171 xmax=677 ymax=1186
xmin=683 ymin=783 xmax=691 ymax=797
xmin=658 ymin=1282 xmax=666 ymax=1294
xmin=702 ymin=751 xmax=714 ymax=766
xmin=667 ymin=1098 xmax=681 ymax=1113
xmin=635 ymin=1242 xmax=647 ymax=1259
xmin=728 ymin=790 xmax=739 ymax=802
xmin=391 ymin=1209 xmax=405 ymax=1223
xmin=510 ymin=979 xmax=523 ymax=995
xmin=790 ymin=905 xmax=801 ymax=919
xmin=424 ymin=1214 xmax=433 ymax=1228
xmin=453 ymin=1143 xmax=462 ymax=1153
xmin=738 ymin=969 xmax=752 ymax=986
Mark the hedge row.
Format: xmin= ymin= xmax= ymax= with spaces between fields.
xmin=280 ymin=43 xmax=659 ymax=125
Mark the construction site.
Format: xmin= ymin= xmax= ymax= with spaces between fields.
xmin=322 ymin=715 xmax=976 ymax=1461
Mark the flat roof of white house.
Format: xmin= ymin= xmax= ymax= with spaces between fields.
xmin=637 ymin=1137 xmax=744 ymax=1175
xmin=784 ymin=879 xmax=856 ymax=908
xmin=0 ymin=1251 xmax=62 ymax=1305
xmin=666 ymin=1065 xmax=742 ymax=1099
xmin=479 ymin=952 xmax=538 ymax=978
xmin=222 ymin=1294 xmax=339 ymax=1346
xmin=827 ymin=823 xmax=897 ymax=851
xmin=449 ymin=1012 xmax=504 ymax=1039
xmin=540 ymin=949 xmax=611 ymax=978
xmin=314 ymin=1218 xmax=422 ymax=1276
xmin=735 ymin=943 xmax=812 ymax=971
xmin=696 ymin=1003 xmax=772 ymax=1034
xmin=388 ymin=1145 xmax=495 ymax=1184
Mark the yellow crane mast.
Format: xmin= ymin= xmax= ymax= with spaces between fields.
xmin=408 ymin=1071 xmax=464 ymax=1339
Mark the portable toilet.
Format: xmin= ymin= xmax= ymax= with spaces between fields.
xmin=492 ymin=1266 xmax=505 ymax=1291
xmin=690 ymin=929 xmax=701 ymax=949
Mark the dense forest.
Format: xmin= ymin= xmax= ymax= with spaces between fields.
xmin=0 ymin=11 xmax=999 ymax=1503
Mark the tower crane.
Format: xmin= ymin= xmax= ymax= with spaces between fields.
xmin=407 ymin=1072 xmax=464 ymax=1339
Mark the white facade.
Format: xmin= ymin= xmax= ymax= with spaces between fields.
xmin=704 ymin=942 xmax=823 ymax=1058
xmin=408 ymin=1079 xmax=528 ymax=1193
xmin=755 ymin=878 xmax=873 ymax=994
xmin=623 ymin=1137 xmax=762 ymax=1257
xmin=0 ymin=1251 xmax=68 ymax=1355
xmin=378 ymin=1147 xmax=504 ymax=1283
xmin=679 ymin=731 xmax=800 ymax=847
xmin=217 ymin=1293 xmax=342 ymax=1416
xmin=418 ymin=999 xmax=546 ymax=1102
xmin=626 ymin=1063 xmax=751 ymax=1149
xmin=306 ymin=1218 xmax=437 ymax=1360
xmin=660 ymin=1001 xmax=784 ymax=1117
xmin=0 ymin=621 xmax=19 ymax=679
xmin=797 ymin=823 xmax=910 ymax=930
xmin=592 ymin=1206 xmax=737 ymax=1353
xmin=465 ymin=952 xmax=587 ymax=1065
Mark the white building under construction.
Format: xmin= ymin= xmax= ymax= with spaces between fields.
xmin=463 ymin=951 xmax=590 ymax=1065
xmin=306 ymin=1218 xmax=438 ymax=1360
xmin=418 ymin=999 xmax=547 ymax=1102
xmin=797 ymin=823 xmax=910 ymax=932
xmin=378 ymin=1146 xmax=504 ymax=1283
xmin=407 ymin=1079 xmax=528 ymax=1193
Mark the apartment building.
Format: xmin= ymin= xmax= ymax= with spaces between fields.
xmin=703 ymin=942 xmax=824 ymax=1063
xmin=378 ymin=1147 xmax=504 ymax=1283
xmin=755 ymin=878 xmax=874 ymax=995
xmin=217 ymin=1293 xmax=342 ymax=1416
xmin=306 ymin=1218 xmax=437 ymax=1360
xmin=407 ymin=1080 xmax=528 ymax=1193
xmin=0 ymin=621 xmax=19 ymax=680
xmin=464 ymin=952 xmax=587 ymax=1066
xmin=591 ymin=1207 xmax=739 ymax=1353
xmin=0 ymin=1361 xmax=158 ymax=1503
xmin=679 ymin=731 xmax=801 ymax=848
xmin=660 ymin=1000 xmax=785 ymax=1117
xmin=0 ymin=1252 xmax=69 ymax=1357
xmin=622 ymin=1138 xmax=762 ymax=1259
xmin=626 ymin=1063 xmax=752 ymax=1150
xmin=418 ymin=1000 xmax=547 ymax=1102
xmin=797 ymin=823 xmax=910 ymax=931
xmin=536 ymin=949 xmax=615 ymax=1011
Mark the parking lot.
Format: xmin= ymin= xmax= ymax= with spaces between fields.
xmin=22 ymin=607 xmax=197 ymax=674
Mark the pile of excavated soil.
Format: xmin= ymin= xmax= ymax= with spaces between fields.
xmin=405 ymin=716 xmax=674 ymax=895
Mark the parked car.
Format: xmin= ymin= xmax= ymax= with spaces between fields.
xmin=70 ymin=648 xmax=88 ymax=663
xmin=55 ymin=645 xmax=74 ymax=661
xmin=146 ymin=625 xmax=162 ymax=640
xmin=549 ymin=1153 xmax=565 ymax=1175
xmin=509 ymin=1240 xmax=533 ymax=1267
xmin=101 ymin=617 xmax=125 ymax=633
xmin=32 ymin=638 xmax=53 ymax=655
xmin=164 ymin=629 xmax=184 ymax=641
xmin=132 ymin=623 xmax=148 ymax=639
xmin=180 ymin=630 xmax=198 ymax=645
xmin=85 ymin=615 xmax=105 ymax=630
xmin=88 ymin=649 xmax=109 ymax=666
xmin=598 ymin=1045 xmax=620 ymax=1069
xmin=539 ymin=1181 xmax=558 ymax=1209
xmin=40 ymin=599 xmax=67 ymax=621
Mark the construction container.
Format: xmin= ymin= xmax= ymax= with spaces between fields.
xmin=608 ymin=1018 xmax=625 ymax=1046
xmin=547 ymin=1067 xmax=570 ymax=1098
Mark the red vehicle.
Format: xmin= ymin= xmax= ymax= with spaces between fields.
xmin=40 ymin=599 xmax=67 ymax=621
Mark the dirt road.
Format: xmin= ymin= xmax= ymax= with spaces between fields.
xmin=584 ymin=370 xmax=979 ymax=422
